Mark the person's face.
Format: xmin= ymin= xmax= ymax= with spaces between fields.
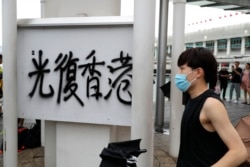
xmin=177 ymin=64 xmax=197 ymax=82
xmin=234 ymin=62 xmax=239 ymax=67
xmin=178 ymin=64 xmax=192 ymax=74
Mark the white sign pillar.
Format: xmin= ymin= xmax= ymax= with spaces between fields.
xmin=132 ymin=0 xmax=155 ymax=166
xmin=2 ymin=0 xmax=18 ymax=166
xmin=169 ymin=0 xmax=186 ymax=158
xmin=17 ymin=17 xmax=133 ymax=167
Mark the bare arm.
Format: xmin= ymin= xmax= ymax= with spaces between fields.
xmin=201 ymin=98 xmax=247 ymax=167
xmin=220 ymin=74 xmax=230 ymax=78
xmin=232 ymin=68 xmax=241 ymax=76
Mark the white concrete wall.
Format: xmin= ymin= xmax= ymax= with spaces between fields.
xmin=42 ymin=0 xmax=121 ymax=17
xmin=56 ymin=123 xmax=110 ymax=167
xmin=40 ymin=1 xmax=134 ymax=167
xmin=45 ymin=122 xmax=130 ymax=167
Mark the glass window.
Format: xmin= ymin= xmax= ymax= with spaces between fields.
xmin=185 ymin=43 xmax=193 ymax=49
xmin=245 ymin=36 xmax=250 ymax=48
xmin=218 ymin=39 xmax=227 ymax=50
xmin=205 ymin=41 xmax=214 ymax=50
xmin=231 ymin=37 xmax=241 ymax=49
xmin=195 ymin=42 xmax=203 ymax=47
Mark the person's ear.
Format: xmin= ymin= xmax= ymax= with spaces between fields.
xmin=195 ymin=67 xmax=204 ymax=78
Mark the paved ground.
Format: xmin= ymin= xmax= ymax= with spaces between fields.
xmin=0 ymin=97 xmax=249 ymax=167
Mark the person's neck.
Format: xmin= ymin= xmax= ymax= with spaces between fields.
xmin=188 ymin=84 xmax=209 ymax=99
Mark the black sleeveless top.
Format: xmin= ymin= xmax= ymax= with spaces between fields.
xmin=177 ymin=89 xmax=228 ymax=167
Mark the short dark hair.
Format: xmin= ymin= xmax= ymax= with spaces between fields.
xmin=177 ymin=47 xmax=218 ymax=89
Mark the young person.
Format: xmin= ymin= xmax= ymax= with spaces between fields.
xmin=175 ymin=48 xmax=247 ymax=167
xmin=228 ymin=61 xmax=242 ymax=103
xmin=241 ymin=63 xmax=250 ymax=104
xmin=218 ymin=65 xmax=230 ymax=100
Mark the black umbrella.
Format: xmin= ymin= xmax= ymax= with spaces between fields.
xmin=160 ymin=81 xmax=170 ymax=99
xmin=99 ymin=139 xmax=147 ymax=167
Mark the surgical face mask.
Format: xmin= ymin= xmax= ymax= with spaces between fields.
xmin=175 ymin=71 xmax=196 ymax=92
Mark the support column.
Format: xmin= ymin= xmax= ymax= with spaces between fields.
xmin=169 ymin=0 xmax=186 ymax=158
xmin=214 ymin=40 xmax=218 ymax=56
xmin=203 ymin=41 xmax=206 ymax=47
xmin=40 ymin=0 xmax=46 ymax=18
xmin=241 ymin=37 xmax=245 ymax=56
xmin=227 ymin=39 xmax=231 ymax=56
xmin=155 ymin=0 xmax=169 ymax=132
xmin=2 ymin=0 xmax=18 ymax=166
xmin=44 ymin=121 xmax=56 ymax=167
xmin=132 ymin=0 xmax=156 ymax=166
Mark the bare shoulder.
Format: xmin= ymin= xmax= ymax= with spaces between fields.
xmin=200 ymin=97 xmax=231 ymax=132
xmin=202 ymin=97 xmax=229 ymax=122
xmin=204 ymin=97 xmax=224 ymax=108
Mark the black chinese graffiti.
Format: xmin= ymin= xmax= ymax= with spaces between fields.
xmin=54 ymin=51 xmax=84 ymax=106
xmin=28 ymin=50 xmax=132 ymax=107
xmin=78 ymin=50 xmax=105 ymax=101
xmin=105 ymin=51 xmax=132 ymax=105
xmin=28 ymin=50 xmax=54 ymax=98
